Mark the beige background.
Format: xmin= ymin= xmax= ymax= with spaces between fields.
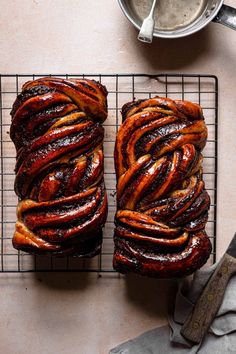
xmin=1 ymin=1 xmax=236 ymax=353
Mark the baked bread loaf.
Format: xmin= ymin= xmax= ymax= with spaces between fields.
xmin=113 ymin=96 xmax=212 ymax=278
xmin=10 ymin=77 xmax=108 ymax=256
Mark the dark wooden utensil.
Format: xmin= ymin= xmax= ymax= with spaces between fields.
xmin=181 ymin=233 xmax=236 ymax=343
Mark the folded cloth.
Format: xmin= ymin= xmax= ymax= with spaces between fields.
xmin=109 ymin=263 xmax=236 ymax=354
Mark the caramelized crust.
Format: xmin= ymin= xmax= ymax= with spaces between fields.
xmin=113 ymin=97 xmax=212 ymax=278
xmin=11 ymin=77 xmax=108 ymax=256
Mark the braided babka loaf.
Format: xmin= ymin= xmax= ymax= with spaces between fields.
xmin=10 ymin=77 xmax=108 ymax=256
xmin=113 ymin=97 xmax=212 ymax=278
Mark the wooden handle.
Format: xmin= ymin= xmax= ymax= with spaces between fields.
xmin=181 ymin=253 xmax=236 ymax=343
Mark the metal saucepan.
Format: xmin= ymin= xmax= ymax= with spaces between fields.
xmin=118 ymin=0 xmax=236 ymax=39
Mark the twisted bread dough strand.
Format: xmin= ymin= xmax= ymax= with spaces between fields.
xmin=11 ymin=77 xmax=108 ymax=256
xmin=114 ymin=97 xmax=212 ymax=278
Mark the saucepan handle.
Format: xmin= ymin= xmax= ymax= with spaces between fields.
xmin=213 ymin=4 xmax=236 ymax=30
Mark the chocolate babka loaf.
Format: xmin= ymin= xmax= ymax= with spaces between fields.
xmin=10 ymin=77 xmax=108 ymax=256
xmin=113 ymin=96 xmax=212 ymax=278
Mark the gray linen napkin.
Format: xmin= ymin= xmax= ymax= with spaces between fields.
xmin=110 ymin=263 xmax=236 ymax=354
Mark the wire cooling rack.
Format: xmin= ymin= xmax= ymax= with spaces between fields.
xmin=0 ymin=73 xmax=218 ymax=273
